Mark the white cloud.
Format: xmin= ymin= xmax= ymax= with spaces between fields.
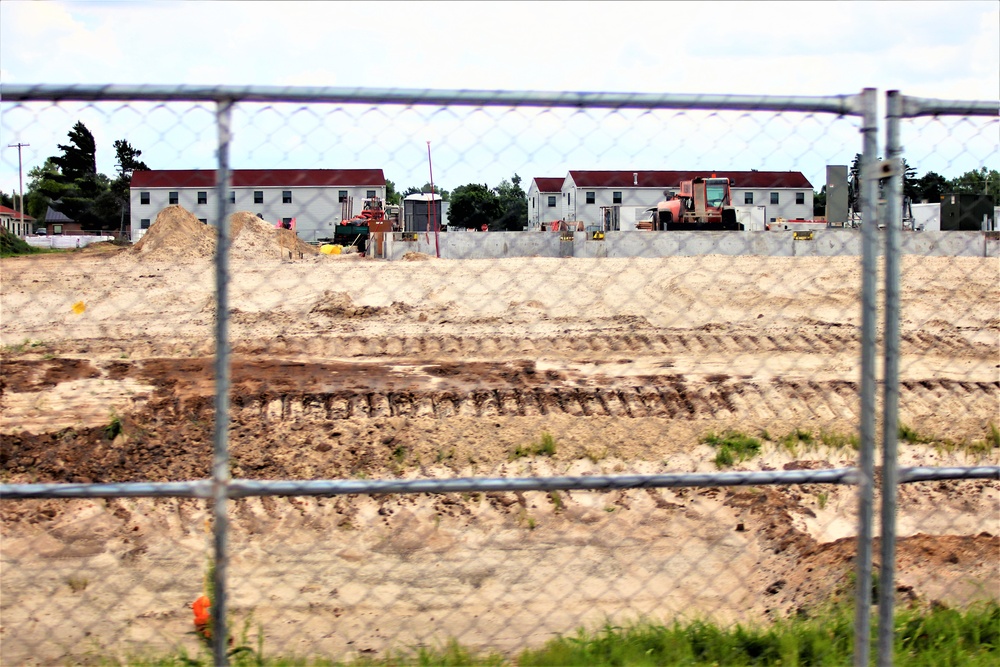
xmin=1 ymin=1 xmax=996 ymax=191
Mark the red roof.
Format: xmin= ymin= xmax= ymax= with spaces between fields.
xmin=531 ymin=177 xmax=565 ymax=193
xmin=567 ymin=170 xmax=813 ymax=189
xmin=0 ymin=204 xmax=34 ymax=220
xmin=130 ymin=169 xmax=386 ymax=188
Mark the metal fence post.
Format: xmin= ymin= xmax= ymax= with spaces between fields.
xmin=854 ymin=86 xmax=881 ymax=667
xmin=876 ymin=90 xmax=905 ymax=667
xmin=212 ymin=98 xmax=235 ymax=667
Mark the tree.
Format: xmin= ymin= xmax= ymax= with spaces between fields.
xmin=111 ymin=139 xmax=150 ymax=230
xmin=494 ymin=174 xmax=528 ymax=231
xmin=949 ymin=167 xmax=1000 ymax=202
xmin=914 ymin=171 xmax=949 ymax=203
xmin=448 ymin=183 xmax=502 ymax=230
xmin=813 ymin=186 xmax=826 ymax=217
xmin=900 ymin=158 xmax=918 ymax=202
xmin=403 ymin=183 xmax=450 ymax=201
xmin=25 ymin=158 xmax=63 ymax=220
xmin=44 ymin=121 xmax=105 ymax=226
xmin=385 ymin=179 xmax=401 ymax=205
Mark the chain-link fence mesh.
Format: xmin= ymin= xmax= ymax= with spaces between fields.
xmin=1 ymin=86 xmax=998 ymax=666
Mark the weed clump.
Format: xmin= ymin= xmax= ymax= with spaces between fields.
xmin=703 ymin=430 xmax=762 ymax=468
xmin=511 ymin=432 xmax=557 ymax=460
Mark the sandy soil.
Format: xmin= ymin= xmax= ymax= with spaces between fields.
xmin=1 ymin=210 xmax=998 ymax=664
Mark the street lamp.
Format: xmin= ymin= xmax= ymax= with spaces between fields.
xmin=7 ymin=142 xmax=29 ymax=236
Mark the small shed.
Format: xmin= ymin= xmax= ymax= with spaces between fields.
xmin=403 ymin=193 xmax=448 ymax=232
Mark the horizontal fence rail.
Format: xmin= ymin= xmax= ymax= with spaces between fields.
xmin=2 ymin=466 xmax=998 ymax=501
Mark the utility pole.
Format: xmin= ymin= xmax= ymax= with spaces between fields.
xmin=7 ymin=142 xmax=29 ymax=236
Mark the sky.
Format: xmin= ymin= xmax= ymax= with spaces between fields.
xmin=1 ymin=0 xmax=998 ymax=194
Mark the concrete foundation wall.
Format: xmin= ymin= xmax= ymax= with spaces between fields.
xmin=386 ymin=230 xmax=998 ymax=260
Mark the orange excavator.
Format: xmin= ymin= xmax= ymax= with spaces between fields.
xmin=648 ymin=176 xmax=742 ymax=230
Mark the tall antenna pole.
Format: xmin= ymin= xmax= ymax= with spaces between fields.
xmin=427 ymin=141 xmax=439 ymax=258
xmin=7 ymin=142 xmax=29 ymax=235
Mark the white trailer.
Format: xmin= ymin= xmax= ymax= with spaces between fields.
xmin=911 ymin=203 xmax=941 ymax=231
xmin=733 ymin=205 xmax=767 ymax=231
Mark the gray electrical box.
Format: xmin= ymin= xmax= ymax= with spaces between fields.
xmin=825 ymin=165 xmax=848 ymax=225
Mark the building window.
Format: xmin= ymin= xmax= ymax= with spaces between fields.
xmin=229 ymin=191 xmax=236 ymax=204
xmin=254 ymin=191 xmax=264 ymax=204
xmin=282 ymin=218 xmax=292 ymax=226
xmin=366 ymin=190 xmax=376 ymax=199
xmin=283 ymin=191 xmax=292 ymax=204
xmin=613 ymin=191 xmax=622 ymax=204
xmin=53 ymin=224 xmax=63 ymax=235
xmin=586 ymin=191 xmax=595 ymax=204
xmin=140 ymin=192 xmax=150 ymax=205
xmin=744 ymin=192 xmax=754 ymax=205
xmin=339 ymin=190 xmax=348 ymax=203
xmin=547 ymin=195 xmax=556 ymax=207
xmin=199 ymin=218 xmax=207 ymax=224
xmin=770 ymin=192 xmax=779 ymax=205
xmin=140 ymin=219 xmax=151 ymax=229
xmin=168 ymin=192 xmax=178 ymax=205
xmin=796 ymin=192 xmax=805 ymax=205
xmin=197 ymin=191 xmax=207 ymax=205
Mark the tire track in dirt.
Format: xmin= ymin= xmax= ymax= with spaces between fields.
xmin=242 ymin=381 xmax=999 ymax=423
xmin=29 ymin=328 xmax=997 ymax=362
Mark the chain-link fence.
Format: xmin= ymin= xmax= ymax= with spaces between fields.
xmin=1 ymin=85 xmax=998 ymax=666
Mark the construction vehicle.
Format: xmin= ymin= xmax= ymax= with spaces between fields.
xmin=650 ymin=176 xmax=742 ymax=230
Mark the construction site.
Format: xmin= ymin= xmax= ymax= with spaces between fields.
xmin=1 ymin=201 xmax=997 ymax=664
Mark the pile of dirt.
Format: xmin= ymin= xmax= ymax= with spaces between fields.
xmin=126 ymin=207 xmax=318 ymax=262
xmin=129 ymin=206 xmax=215 ymax=260
xmin=229 ymin=212 xmax=318 ymax=260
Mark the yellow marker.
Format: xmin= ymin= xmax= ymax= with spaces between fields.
xmin=72 ymin=301 xmax=86 ymax=314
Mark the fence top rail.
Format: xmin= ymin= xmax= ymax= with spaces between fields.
xmin=898 ymin=94 xmax=1000 ymax=118
xmin=1 ymin=83 xmax=865 ymax=114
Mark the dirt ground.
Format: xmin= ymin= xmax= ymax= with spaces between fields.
xmin=1 ymin=210 xmax=998 ymax=664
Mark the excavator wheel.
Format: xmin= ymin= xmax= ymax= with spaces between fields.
xmin=721 ymin=208 xmax=738 ymax=229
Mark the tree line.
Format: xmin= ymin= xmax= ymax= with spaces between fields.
xmin=1 ymin=121 xmax=149 ymax=232
xmin=810 ymin=154 xmax=999 ymax=216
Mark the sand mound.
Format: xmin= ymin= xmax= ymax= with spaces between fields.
xmin=228 ymin=212 xmax=318 ymax=260
xmin=126 ymin=208 xmax=318 ymax=262
xmin=401 ymin=251 xmax=432 ymax=261
xmin=130 ymin=205 xmax=215 ymax=260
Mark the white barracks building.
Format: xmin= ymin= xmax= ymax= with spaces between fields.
xmin=130 ymin=169 xmax=386 ymax=243
xmin=528 ymin=170 xmax=814 ymax=229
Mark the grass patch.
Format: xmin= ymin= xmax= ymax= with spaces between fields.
xmin=2 ymin=338 xmax=46 ymax=354
xmin=820 ymin=429 xmax=860 ymax=450
xmin=702 ymin=430 xmax=761 ymax=469
xmin=104 ymin=410 xmax=124 ymax=440
xmin=898 ymin=423 xmax=935 ymax=444
xmin=510 ymin=432 xmax=557 ymax=460
xmin=83 ymin=599 xmax=1000 ymax=666
xmin=1 ymin=228 xmax=41 ymax=258
xmin=780 ymin=428 xmax=815 ymax=455
xmin=965 ymin=422 xmax=1000 ymax=456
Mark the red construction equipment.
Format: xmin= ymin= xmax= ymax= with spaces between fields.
xmin=650 ymin=176 xmax=742 ymax=230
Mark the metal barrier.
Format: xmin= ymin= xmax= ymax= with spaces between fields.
xmin=1 ymin=84 xmax=997 ymax=666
